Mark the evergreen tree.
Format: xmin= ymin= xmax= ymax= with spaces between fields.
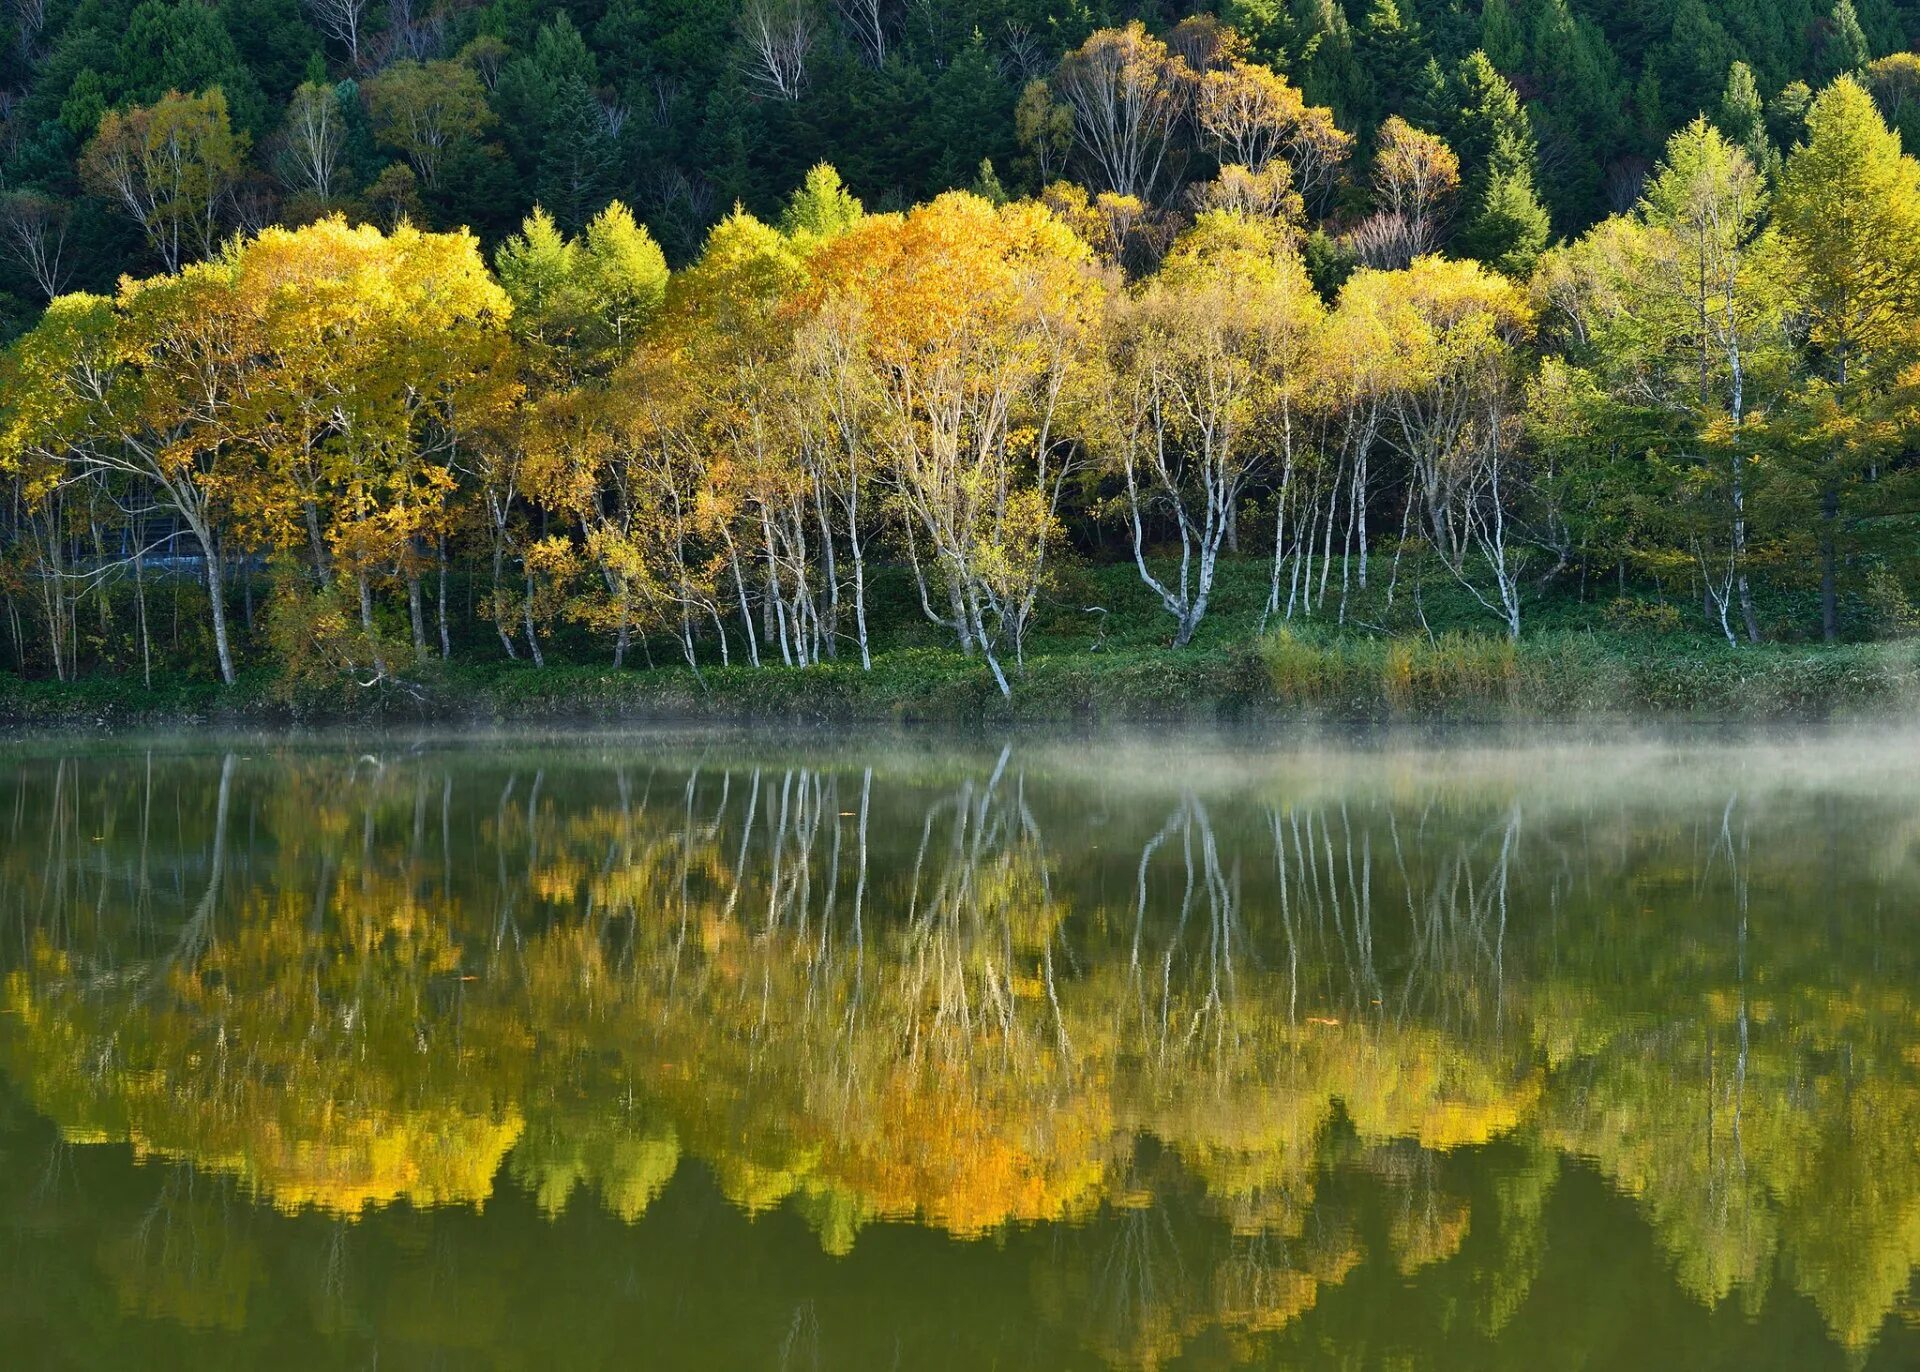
xmin=922 ymin=37 xmax=1017 ymax=193
xmin=1466 ymin=166 xmax=1551 ymax=275
xmin=778 ymin=162 xmax=863 ymax=241
xmin=538 ymin=76 xmax=616 ymax=232
xmin=1355 ymin=0 xmax=1424 ymax=131
xmin=1479 ymin=0 xmax=1523 ymax=72
xmin=1718 ymin=61 xmax=1778 ymax=181
xmin=495 ymin=14 xmax=604 ymax=217
xmin=1293 ymin=0 xmax=1365 ymax=122
xmin=1819 ymin=0 xmax=1871 ymax=85
xmin=1447 ymin=50 xmax=1551 ymax=271
xmin=1770 ymin=76 xmax=1920 ymax=640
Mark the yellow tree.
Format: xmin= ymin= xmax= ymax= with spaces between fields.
xmin=1344 ymin=257 xmax=1535 ymax=638
xmin=1051 ymin=23 xmax=1195 ymax=204
xmin=0 ymin=274 xmax=255 ymax=682
xmin=659 ymin=208 xmax=816 ymax=668
xmin=499 ymin=203 xmax=671 ymax=667
xmin=775 ymin=164 xmax=877 ymax=665
xmin=605 ymin=338 xmax=729 ymax=670
xmin=219 ymin=219 xmax=513 ymax=677
xmin=1351 ymin=117 xmax=1459 ymax=268
xmin=80 ymin=88 xmax=248 ymax=273
xmin=1098 ymin=210 xmax=1321 ymax=646
xmin=810 ymin=192 xmax=1106 ymax=693
xmin=0 ymin=220 xmax=513 ymax=687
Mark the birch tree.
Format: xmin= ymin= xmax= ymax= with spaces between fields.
xmin=1051 ymin=22 xmax=1194 ymax=204
xmin=1100 ymin=211 xmax=1317 ymax=646
xmin=812 ymin=192 xmax=1104 ymax=694
xmin=80 ymin=89 xmax=248 ymax=273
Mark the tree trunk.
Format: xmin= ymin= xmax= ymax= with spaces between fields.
xmin=203 ymin=533 xmax=237 ymax=685
xmin=305 ymin=501 xmax=331 ymax=587
xmin=1820 ymin=485 xmax=1839 ymax=644
xmin=437 ymin=536 xmax=452 ymax=659
xmin=523 ymin=569 xmax=545 ymax=668
xmin=134 ymin=545 xmax=152 ymax=690
xmin=406 ymin=568 xmax=427 ymax=661
xmin=850 ymin=538 xmax=871 ymax=671
xmin=358 ymin=570 xmax=388 ymax=679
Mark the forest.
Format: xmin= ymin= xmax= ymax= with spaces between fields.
xmin=0 ymin=0 xmax=1917 ymax=705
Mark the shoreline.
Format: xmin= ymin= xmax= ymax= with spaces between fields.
xmin=2 ymin=633 xmax=1915 ymax=733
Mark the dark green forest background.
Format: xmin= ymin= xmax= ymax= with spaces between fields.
xmin=3 ymin=0 xmax=1919 ymax=328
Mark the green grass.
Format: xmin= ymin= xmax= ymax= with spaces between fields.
xmin=2 ymin=556 xmax=1915 ymax=727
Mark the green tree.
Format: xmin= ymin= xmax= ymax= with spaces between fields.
xmin=496 ymin=201 xmax=666 ymax=372
xmin=1354 ymin=0 xmax=1423 ymax=131
xmin=494 ymin=16 xmax=613 ymax=232
xmin=1717 ymin=61 xmax=1777 ymax=182
xmin=1819 ymin=0 xmax=1871 ymax=86
xmin=79 ymin=88 xmax=249 ymax=272
xmin=364 ymin=59 xmax=494 ymax=193
xmin=1768 ymin=76 xmax=1920 ymax=640
xmin=1448 ymin=52 xmax=1550 ymax=274
xmin=778 ymin=162 xmax=863 ymax=245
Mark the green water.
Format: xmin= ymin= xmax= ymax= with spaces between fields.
xmin=1 ymin=730 xmax=1918 ymax=1370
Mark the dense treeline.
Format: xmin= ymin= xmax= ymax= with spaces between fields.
xmin=0 ymin=24 xmax=1916 ymax=697
xmin=7 ymin=0 xmax=1920 ymax=305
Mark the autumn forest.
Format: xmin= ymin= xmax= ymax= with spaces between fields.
xmin=0 ymin=2 xmax=1916 ymax=707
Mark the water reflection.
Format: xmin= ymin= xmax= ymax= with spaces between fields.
xmin=1 ymin=736 xmax=1918 ymax=1368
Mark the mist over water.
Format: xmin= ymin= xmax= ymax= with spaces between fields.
xmin=1 ymin=727 xmax=1917 ymax=1369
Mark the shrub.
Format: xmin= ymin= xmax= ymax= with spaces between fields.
xmin=1603 ymin=598 xmax=1684 ymax=635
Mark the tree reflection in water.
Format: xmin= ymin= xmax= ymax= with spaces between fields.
xmin=1 ymin=737 xmax=1919 ymax=1367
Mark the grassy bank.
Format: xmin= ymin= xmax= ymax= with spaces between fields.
xmin=2 ymin=629 xmax=1915 ymax=729
xmin=2 ymin=556 xmax=1914 ymax=729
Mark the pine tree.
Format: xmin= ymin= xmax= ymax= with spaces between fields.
xmin=1356 ymin=0 xmax=1424 ymax=130
xmin=1770 ymin=76 xmax=1920 ymax=640
xmin=537 ymin=76 xmax=615 ymax=233
xmin=778 ymin=162 xmax=863 ymax=242
xmin=1465 ymin=168 xmax=1551 ymax=275
xmin=1820 ymin=0 xmax=1871 ymax=85
xmin=1718 ymin=61 xmax=1778 ymax=181
xmin=1447 ymin=51 xmax=1551 ymax=272
xmin=1479 ymin=0 xmax=1524 ymax=72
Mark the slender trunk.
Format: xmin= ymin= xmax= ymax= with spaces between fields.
xmin=1820 ymin=485 xmax=1839 ymax=644
xmin=723 ymin=535 xmax=760 ymax=668
xmin=1264 ymin=438 xmax=1294 ymax=625
xmin=305 ymin=501 xmax=331 ymax=587
xmin=357 ymin=570 xmax=388 ymax=679
xmin=948 ymin=576 xmax=974 ymax=655
xmin=406 ymin=564 xmax=427 ymax=661
xmin=850 ymin=535 xmax=871 ymax=671
xmin=814 ymin=476 xmax=838 ymax=659
xmin=134 ymin=544 xmax=151 ymax=690
xmin=968 ymin=586 xmax=1012 ymax=698
xmin=5 ymin=592 xmax=22 ymax=676
xmin=761 ymin=509 xmax=794 ymax=667
xmin=1738 ymin=574 xmax=1760 ymax=644
xmin=523 ymin=568 xmax=545 ymax=668
xmin=204 ymin=532 xmax=237 ymax=686
xmin=437 ymin=536 xmax=452 ymax=659
xmin=491 ymin=534 xmax=518 ymax=660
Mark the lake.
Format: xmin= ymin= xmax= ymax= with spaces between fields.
xmin=1 ymin=729 xmax=1917 ymax=1370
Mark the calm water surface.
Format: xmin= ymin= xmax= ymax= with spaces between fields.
xmin=2 ymin=730 xmax=1918 ymax=1370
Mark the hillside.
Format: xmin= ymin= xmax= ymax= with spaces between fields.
xmin=5 ymin=0 xmax=1920 ymax=310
